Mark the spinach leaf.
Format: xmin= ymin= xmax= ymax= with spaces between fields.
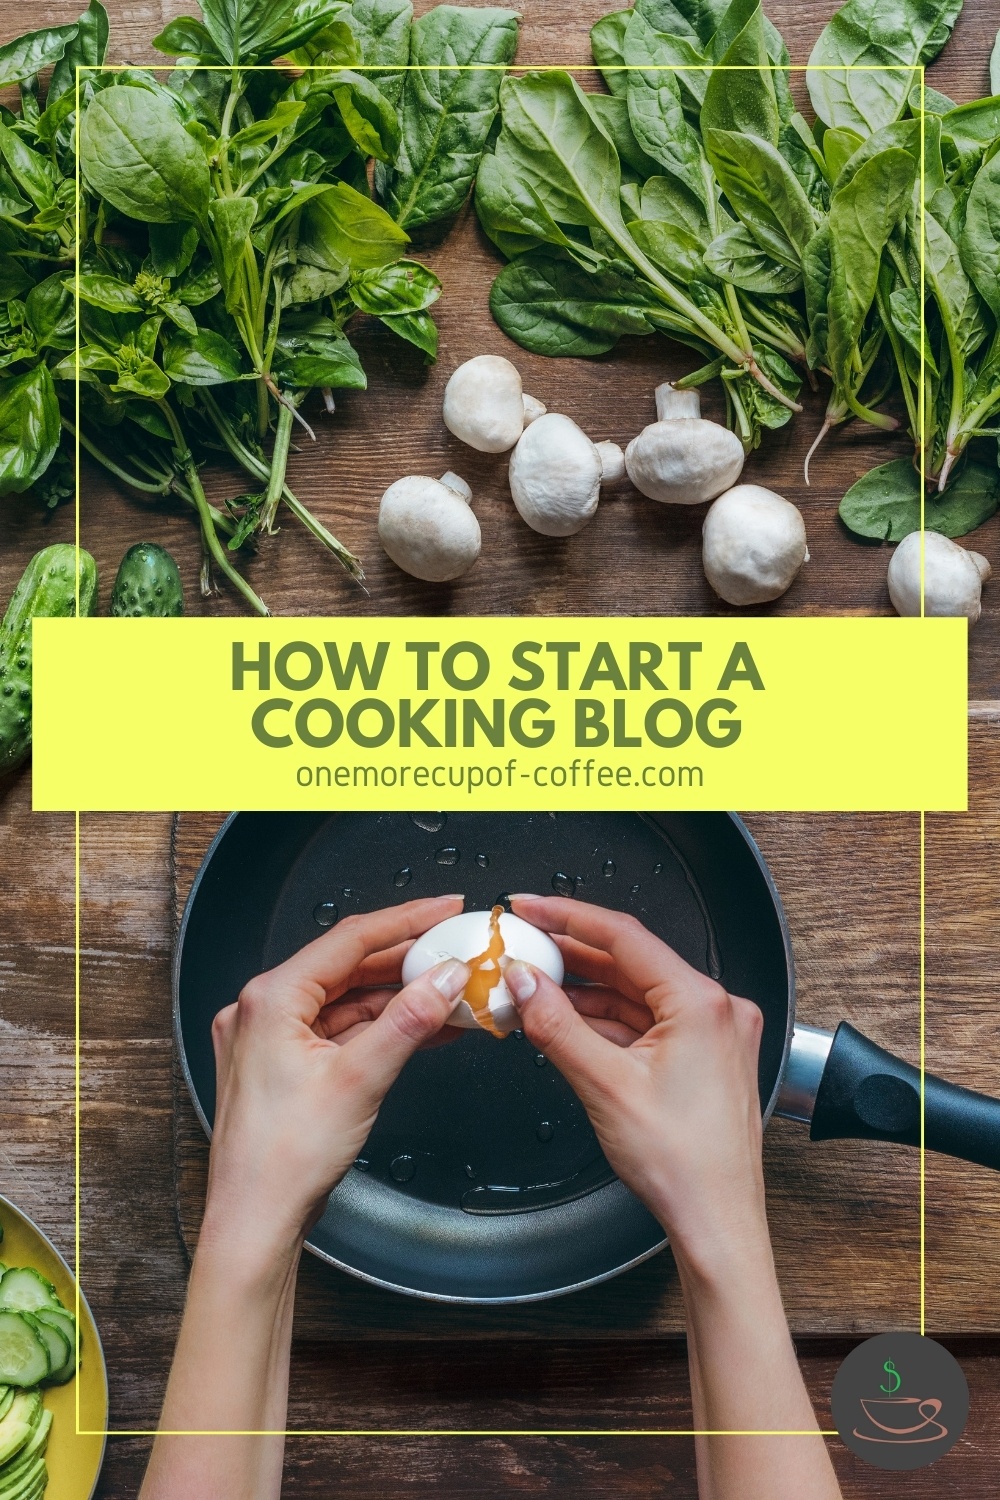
xmin=348 ymin=0 xmax=412 ymax=108
xmin=489 ymin=250 xmax=667 ymax=356
xmin=960 ymin=152 xmax=1000 ymax=319
xmin=0 ymin=365 xmax=60 ymax=495
xmin=703 ymin=128 xmax=816 ymax=267
xmin=591 ymin=9 xmax=632 ymax=97
xmin=925 ymin=210 xmax=987 ymax=365
xmin=992 ymin=29 xmax=1000 ymax=96
xmin=629 ymin=217 xmax=709 ymax=282
xmin=476 ymin=144 xmax=603 ymax=262
xmin=378 ymin=6 xmax=519 ymax=230
xmin=163 ymin=329 xmax=245 ymax=385
xmin=584 ymin=95 xmax=661 ymax=182
xmin=888 ymin=284 xmax=938 ymax=376
xmin=705 ymin=222 xmax=802 ymax=291
xmin=839 ymin=457 xmax=1000 ymax=540
xmin=827 ymin=148 xmax=916 ymax=385
xmin=832 ymin=118 xmax=921 ymax=191
xmin=807 ymin=0 xmax=963 ymax=134
xmin=624 ymin=13 xmax=710 ymax=204
xmin=81 ymin=85 xmax=211 ymax=224
xmin=700 ymin=0 xmax=779 ymax=144
xmin=49 ymin=2 xmax=110 ymax=104
xmin=0 ymin=23 xmax=79 ymax=89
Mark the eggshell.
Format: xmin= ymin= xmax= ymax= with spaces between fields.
xmin=401 ymin=909 xmax=564 ymax=1034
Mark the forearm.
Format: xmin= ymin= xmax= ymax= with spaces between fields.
xmin=140 ymin=1223 xmax=302 ymax=1500
xmin=676 ymin=1237 xmax=841 ymax=1500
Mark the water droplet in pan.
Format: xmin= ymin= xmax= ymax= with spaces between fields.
xmin=342 ymin=887 xmax=355 ymax=899
xmin=551 ymin=871 xmax=576 ymax=896
xmin=536 ymin=1121 xmax=554 ymax=1142
xmin=411 ymin=813 xmax=447 ymax=832
xmin=313 ymin=902 xmax=338 ymax=928
xmin=353 ymin=1158 xmax=370 ymax=1173
xmin=602 ymin=860 xmax=616 ymax=878
xmin=630 ymin=884 xmax=641 ymax=896
xmin=393 ymin=867 xmax=412 ymax=887
xmin=464 ymin=1164 xmax=476 ymax=1179
xmin=534 ymin=1053 xmax=548 ymax=1068
xmin=653 ymin=862 xmax=663 ymax=875
xmin=475 ymin=853 xmax=490 ymax=868
xmin=390 ymin=1154 xmax=417 ymax=1183
xmin=435 ymin=846 xmax=460 ymax=866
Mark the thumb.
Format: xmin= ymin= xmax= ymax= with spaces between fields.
xmin=343 ymin=958 xmax=470 ymax=1103
xmin=506 ymin=961 xmax=620 ymax=1109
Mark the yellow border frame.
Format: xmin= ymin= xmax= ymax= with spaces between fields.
xmin=70 ymin=55 xmax=929 ymax=1440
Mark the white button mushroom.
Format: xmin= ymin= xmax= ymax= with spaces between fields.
xmin=625 ymin=384 xmax=745 ymax=504
xmin=887 ymin=531 xmax=991 ymax=622
xmin=378 ymin=471 xmax=480 ymax=582
xmin=443 ymin=354 xmax=546 ymax=453
xmin=508 ymin=412 xmax=624 ymax=537
xmin=702 ymin=484 xmax=809 ymax=605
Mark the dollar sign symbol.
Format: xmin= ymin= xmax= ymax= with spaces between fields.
xmin=881 ymin=1359 xmax=901 ymax=1394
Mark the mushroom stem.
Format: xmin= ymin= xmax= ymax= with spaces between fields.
xmin=522 ymin=394 xmax=546 ymax=425
xmin=655 ymin=384 xmax=702 ymax=422
xmin=440 ymin=471 xmax=473 ymax=503
xmin=596 ymin=441 xmax=626 ymax=484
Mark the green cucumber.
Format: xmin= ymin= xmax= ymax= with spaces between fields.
xmin=0 ymin=1391 xmax=11 ymax=1423
xmin=0 ymin=1316 xmax=48 ymax=1390
xmin=110 ymin=542 xmax=184 ymax=618
xmin=32 ymin=1311 xmax=75 ymax=1386
xmin=0 ymin=1272 xmax=59 ymax=1318
xmin=0 ymin=1408 xmax=50 ymax=1484
xmin=0 ymin=543 xmax=98 ymax=774
xmin=20 ymin=1318 xmax=66 ymax=1381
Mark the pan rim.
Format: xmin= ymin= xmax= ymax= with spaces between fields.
xmin=171 ymin=810 xmax=795 ymax=1303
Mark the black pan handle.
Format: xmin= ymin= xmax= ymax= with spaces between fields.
xmin=775 ymin=1022 xmax=1000 ymax=1172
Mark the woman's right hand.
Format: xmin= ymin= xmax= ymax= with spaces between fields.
xmin=506 ymin=895 xmax=768 ymax=1278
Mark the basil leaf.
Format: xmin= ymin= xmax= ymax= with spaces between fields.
xmin=149 ymin=223 xmax=200 ymax=279
xmin=839 ymin=458 xmax=1000 ymax=541
xmin=273 ymin=314 xmax=368 ymax=388
xmin=378 ymin=309 xmax=438 ymax=358
xmin=75 ymin=272 xmax=144 ymax=315
xmin=299 ymin=182 xmax=409 ymax=271
xmin=379 ymin=5 xmax=520 ymax=230
xmin=348 ymin=260 xmax=441 ymax=314
xmin=705 ymin=223 xmax=802 ymax=291
xmin=827 ymin=148 xmax=916 ymax=385
xmin=229 ymin=99 xmax=305 ymax=150
xmin=960 ymin=153 xmax=1000 ymax=320
xmin=700 ymin=0 xmax=779 ymax=144
xmin=0 ymin=24 xmax=79 ymax=90
xmin=624 ymin=13 xmax=710 ymax=205
xmin=0 ymin=255 xmax=31 ymax=302
xmin=199 ymin=0 xmax=298 ymax=65
xmin=163 ymin=329 xmax=245 ymax=385
xmin=152 ymin=17 xmax=220 ymax=59
xmin=49 ymin=2 xmax=110 ymax=103
xmin=112 ymin=357 xmax=171 ymax=400
xmin=81 ymin=85 xmax=211 ymax=224
xmin=591 ymin=9 xmax=632 ymax=97
xmin=25 ymin=274 xmax=75 ymax=350
xmin=704 ymin=128 xmax=816 ymax=267
xmin=208 ymin=196 xmax=258 ymax=312
xmin=0 ymin=124 xmax=56 ymax=209
xmin=0 ymin=364 xmax=60 ymax=495
xmin=328 ymin=69 xmax=401 ymax=162
xmin=807 ymin=0 xmax=962 ymax=134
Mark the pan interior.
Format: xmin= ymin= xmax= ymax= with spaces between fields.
xmin=176 ymin=811 xmax=790 ymax=1300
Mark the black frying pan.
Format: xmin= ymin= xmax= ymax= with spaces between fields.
xmin=174 ymin=811 xmax=1000 ymax=1303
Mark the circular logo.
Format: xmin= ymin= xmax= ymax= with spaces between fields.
xmin=832 ymin=1333 xmax=968 ymax=1471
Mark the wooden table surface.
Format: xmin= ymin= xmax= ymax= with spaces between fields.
xmin=3 ymin=0 xmax=1000 ymax=1494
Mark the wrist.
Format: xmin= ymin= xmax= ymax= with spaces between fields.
xmin=196 ymin=1200 xmax=305 ymax=1293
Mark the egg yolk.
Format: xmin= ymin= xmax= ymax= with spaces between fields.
xmin=463 ymin=905 xmax=507 ymax=1037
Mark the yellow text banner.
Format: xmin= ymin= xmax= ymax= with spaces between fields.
xmin=32 ymin=617 xmax=967 ymax=812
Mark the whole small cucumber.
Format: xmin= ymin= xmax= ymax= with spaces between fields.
xmin=0 ymin=543 xmax=98 ymax=774
xmin=110 ymin=543 xmax=184 ymax=618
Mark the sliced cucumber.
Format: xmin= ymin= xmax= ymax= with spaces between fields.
xmin=0 ymin=1392 xmax=11 ymax=1423
xmin=0 ymin=1406 xmax=49 ymax=1477
xmin=0 ymin=1273 xmax=58 ymax=1318
xmin=0 ymin=1316 xmax=48 ymax=1389
xmin=21 ymin=1318 xmax=67 ymax=1381
xmin=0 ymin=1453 xmax=46 ymax=1500
xmin=0 ymin=1392 xmax=40 ymax=1466
xmin=32 ymin=1311 xmax=76 ymax=1385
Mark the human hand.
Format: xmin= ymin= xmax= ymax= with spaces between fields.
xmin=506 ymin=895 xmax=767 ymax=1279
xmin=203 ymin=896 xmax=469 ymax=1258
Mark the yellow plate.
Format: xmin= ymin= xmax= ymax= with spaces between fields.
xmin=0 ymin=1195 xmax=107 ymax=1499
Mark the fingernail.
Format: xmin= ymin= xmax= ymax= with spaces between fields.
xmin=505 ymin=960 xmax=537 ymax=1003
xmin=429 ymin=958 xmax=470 ymax=999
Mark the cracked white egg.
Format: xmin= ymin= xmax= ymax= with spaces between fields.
xmin=401 ymin=906 xmax=564 ymax=1036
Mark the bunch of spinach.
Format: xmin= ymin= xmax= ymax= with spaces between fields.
xmin=0 ymin=0 xmax=519 ymax=614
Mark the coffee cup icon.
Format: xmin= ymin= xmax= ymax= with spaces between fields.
xmin=854 ymin=1397 xmax=948 ymax=1444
